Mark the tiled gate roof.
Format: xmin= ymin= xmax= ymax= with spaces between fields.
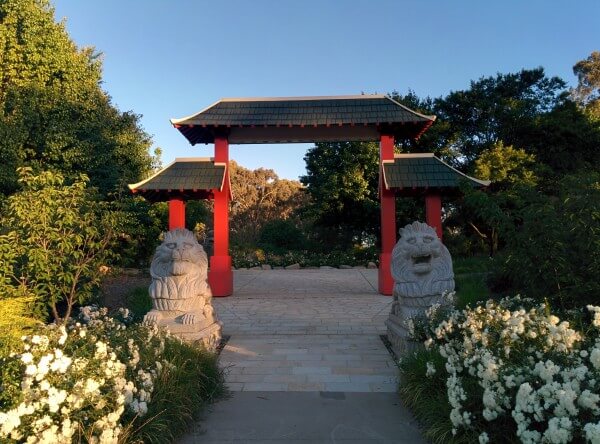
xmin=382 ymin=154 xmax=490 ymax=190
xmin=171 ymin=95 xmax=436 ymax=144
xmin=128 ymin=158 xmax=227 ymax=202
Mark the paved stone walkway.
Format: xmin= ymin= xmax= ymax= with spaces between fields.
xmin=214 ymin=269 xmax=397 ymax=392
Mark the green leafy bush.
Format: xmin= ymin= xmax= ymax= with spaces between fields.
xmin=113 ymin=197 xmax=167 ymax=268
xmin=0 ymin=168 xmax=119 ymax=322
xmin=258 ymin=219 xmax=307 ymax=254
xmin=499 ymin=172 xmax=600 ymax=308
xmin=0 ymin=295 xmax=41 ymax=357
xmin=231 ymin=246 xmax=378 ymax=268
xmin=124 ymin=287 xmax=153 ymax=321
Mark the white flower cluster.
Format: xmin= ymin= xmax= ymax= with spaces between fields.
xmin=0 ymin=306 xmax=168 ymax=443
xmin=416 ymin=296 xmax=600 ymax=443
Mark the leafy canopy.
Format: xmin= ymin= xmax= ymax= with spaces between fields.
xmin=573 ymin=50 xmax=600 ymax=119
xmin=0 ymin=168 xmax=119 ymax=323
xmin=0 ymin=0 xmax=155 ymax=197
xmin=229 ymin=161 xmax=306 ymax=247
xmin=301 ymin=141 xmax=380 ymax=248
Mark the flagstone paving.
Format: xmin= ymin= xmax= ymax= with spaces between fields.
xmin=213 ymin=269 xmax=397 ymax=392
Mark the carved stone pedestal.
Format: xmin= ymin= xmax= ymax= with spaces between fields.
xmin=156 ymin=317 xmax=222 ymax=350
xmin=386 ymin=314 xmax=419 ymax=356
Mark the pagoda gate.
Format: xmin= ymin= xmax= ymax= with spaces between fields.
xmin=130 ymin=95 xmax=488 ymax=297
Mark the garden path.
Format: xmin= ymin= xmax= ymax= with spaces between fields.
xmin=214 ymin=269 xmax=397 ymax=392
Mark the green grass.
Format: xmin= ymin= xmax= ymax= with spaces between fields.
xmin=454 ymin=274 xmax=490 ymax=309
xmin=124 ymin=337 xmax=226 ymax=443
xmin=398 ymin=349 xmax=477 ymax=444
xmin=453 ymin=255 xmax=493 ymax=308
xmin=125 ymin=286 xmax=153 ymax=320
xmin=453 ymin=255 xmax=494 ymax=275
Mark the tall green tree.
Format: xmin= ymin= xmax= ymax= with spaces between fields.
xmin=434 ymin=69 xmax=563 ymax=164
xmin=456 ymin=142 xmax=539 ymax=256
xmin=499 ymin=172 xmax=600 ymax=309
xmin=229 ymin=161 xmax=307 ymax=247
xmin=429 ymin=68 xmax=600 ymax=175
xmin=0 ymin=0 xmax=155 ymax=197
xmin=573 ymin=50 xmax=600 ymax=119
xmin=301 ymin=141 xmax=380 ymax=248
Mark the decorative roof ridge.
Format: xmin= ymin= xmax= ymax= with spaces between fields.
xmin=218 ymin=94 xmax=386 ymax=102
xmin=394 ymin=153 xmax=435 ymax=158
xmin=174 ymin=157 xmax=214 ymax=162
xmin=385 ymin=96 xmax=436 ymax=122
xmin=171 ymin=99 xmax=223 ymax=125
xmin=128 ymin=157 xmax=216 ymax=190
xmin=428 ymin=155 xmax=490 ymax=187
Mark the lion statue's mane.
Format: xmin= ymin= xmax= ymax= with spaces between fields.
xmin=391 ymin=221 xmax=454 ymax=298
xmin=145 ymin=228 xmax=212 ymax=325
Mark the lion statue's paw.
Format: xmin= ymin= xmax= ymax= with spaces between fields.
xmin=203 ymin=305 xmax=214 ymax=317
xmin=181 ymin=312 xmax=206 ymax=325
xmin=143 ymin=310 xmax=162 ymax=325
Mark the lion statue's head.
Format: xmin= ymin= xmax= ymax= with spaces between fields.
xmin=150 ymin=229 xmax=208 ymax=279
xmin=391 ymin=221 xmax=454 ymax=297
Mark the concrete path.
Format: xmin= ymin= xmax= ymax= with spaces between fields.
xmin=180 ymin=270 xmax=425 ymax=443
xmin=182 ymin=391 xmax=425 ymax=443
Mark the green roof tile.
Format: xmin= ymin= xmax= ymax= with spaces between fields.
xmin=383 ymin=154 xmax=490 ymax=190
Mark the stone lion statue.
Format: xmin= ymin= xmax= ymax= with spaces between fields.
xmin=144 ymin=229 xmax=218 ymax=338
xmin=386 ymin=221 xmax=455 ymax=354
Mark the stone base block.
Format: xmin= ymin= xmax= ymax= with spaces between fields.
xmin=153 ymin=313 xmax=215 ymax=334
xmin=385 ymin=317 xmax=422 ymax=357
xmin=151 ymin=316 xmax=222 ymax=351
xmin=177 ymin=322 xmax=222 ymax=351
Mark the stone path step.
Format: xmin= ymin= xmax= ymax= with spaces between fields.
xmin=220 ymin=334 xmax=398 ymax=392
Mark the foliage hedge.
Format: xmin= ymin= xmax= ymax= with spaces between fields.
xmin=494 ymin=172 xmax=600 ymax=309
xmin=231 ymin=246 xmax=378 ymax=269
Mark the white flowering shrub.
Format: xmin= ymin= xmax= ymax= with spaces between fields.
xmin=0 ymin=306 xmax=169 ymax=443
xmin=404 ymin=296 xmax=600 ymax=443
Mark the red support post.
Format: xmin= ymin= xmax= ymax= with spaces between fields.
xmin=378 ymin=134 xmax=396 ymax=296
xmin=425 ymin=193 xmax=443 ymax=240
xmin=208 ymin=136 xmax=233 ymax=297
xmin=168 ymin=198 xmax=186 ymax=230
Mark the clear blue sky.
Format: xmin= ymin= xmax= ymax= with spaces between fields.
xmin=53 ymin=0 xmax=599 ymax=180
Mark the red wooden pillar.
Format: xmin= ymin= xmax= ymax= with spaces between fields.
xmin=425 ymin=193 xmax=443 ymax=240
xmin=378 ymin=134 xmax=395 ymax=296
xmin=208 ymin=136 xmax=233 ymax=296
xmin=168 ymin=198 xmax=185 ymax=230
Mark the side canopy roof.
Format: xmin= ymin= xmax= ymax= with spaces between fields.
xmin=171 ymin=95 xmax=436 ymax=145
xmin=128 ymin=158 xmax=228 ymax=202
xmin=382 ymin=153 xmax=490 ymax=193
